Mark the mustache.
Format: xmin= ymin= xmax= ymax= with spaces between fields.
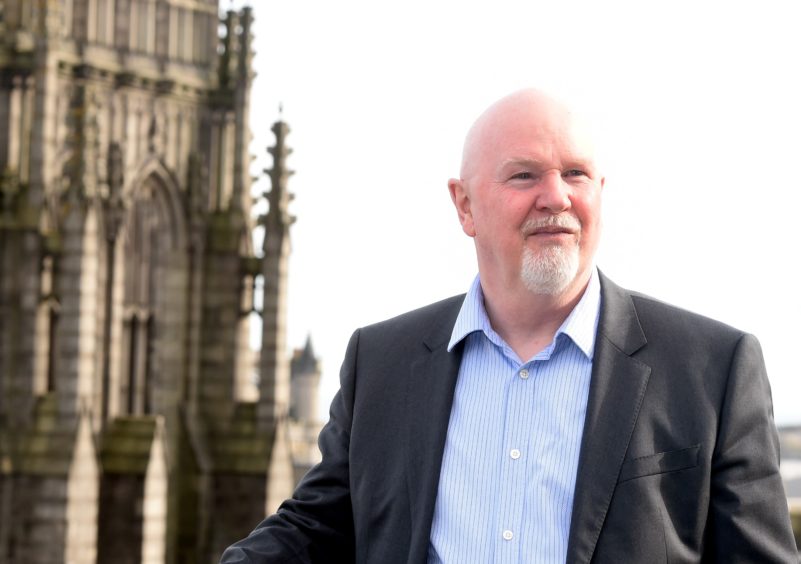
xmin=521 ymin=214 xmax=581 ymax=234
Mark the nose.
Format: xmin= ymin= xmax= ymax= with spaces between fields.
xmin=535 ymin=170 xmax=571 ymax=213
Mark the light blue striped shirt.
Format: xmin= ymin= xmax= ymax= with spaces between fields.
xmin=428 ymin=269 xmax=601 ymax=564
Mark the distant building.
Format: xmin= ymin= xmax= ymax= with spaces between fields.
xmin=0 ymin=1 xmax=320 ymax=563
xmin=778 ymin=426 xmax=801 ymax=550
xmin=289 ymin=337 xmax=324 ymax=484
xmin=780 ymin=426 xmax=801 ymax=497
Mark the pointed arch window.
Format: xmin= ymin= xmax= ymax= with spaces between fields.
xmin=123 ymin=308 xmax=153 ymax=414
xmin=46 ymin=299 xmax=60 ymax=393
xmin=119 ymin=177 xmax=164 ymax=415
xmin=33 ymin=254 xmax=60 ymax=395
xmin=125 ymin=312 xmax=138 ymax=414
xmin=110 ymin=166 xmax=186 ymax=420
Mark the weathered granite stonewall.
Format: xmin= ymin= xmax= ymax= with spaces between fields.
xmin=0 ymin=2 xmax=322 ymax=562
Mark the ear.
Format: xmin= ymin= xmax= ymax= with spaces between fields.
xmin=448 ymin=178 xmax=476 ymax=237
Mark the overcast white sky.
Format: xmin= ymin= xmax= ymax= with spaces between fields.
xmin=231 ymin=0 xmax=800 ymax=425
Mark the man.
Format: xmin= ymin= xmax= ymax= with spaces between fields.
xmin=221 ymin=90 xmax=797 ymax=563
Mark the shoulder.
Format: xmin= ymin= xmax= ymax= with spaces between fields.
xmin=599 ymin=272 xmax=751 ymax=355
xmin=346 ymin=295 xmax=465 ymax=363
xmin=360 ymin=294 xmax=465 ymax=338
xmin=628 ymin=289 xmax=745 ymax=340
xmin=339 ymin=295 xmax=465 ymax=395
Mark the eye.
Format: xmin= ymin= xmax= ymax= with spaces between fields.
xmin=563 ymin=169 xmax=587 ymax=178
xmin=509 ymin=172 xmax=533 ymax=180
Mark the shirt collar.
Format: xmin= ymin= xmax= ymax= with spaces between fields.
xmin=448 ymin=268 xmax=602 ymax=360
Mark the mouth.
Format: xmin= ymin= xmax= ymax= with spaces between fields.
xmin=522 ymin=215 xmax=581 ymax=240
xmin=529 ymin=226 xmax=576 ymax=236
xmin=526 ymin=227 xmax=578 ymax=242
xmin=524 ymin=227 xmax=580 ymax=249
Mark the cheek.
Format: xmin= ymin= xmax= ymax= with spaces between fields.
xmin=572 ymin=194 xmax=602 ymax=248
xmin=573 ymin=190 xmax=602 ymax=227
xmin=496 ymin=193 xmax=537 ymax=227
xmin=474 ymin=196 xmax=520 ymax=235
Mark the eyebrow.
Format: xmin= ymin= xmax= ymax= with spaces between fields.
xmin=495 ymin=158 xmax=546 ymax=177
xmin=497 ymin=156 xmax=595 ymax=172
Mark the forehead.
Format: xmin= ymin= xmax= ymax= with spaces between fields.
xmin=463 ymin=94 xmax=600 ymax=176
xmin=496 ymin=120 xmax=592 ymax=158
xmin=494 ymin=107 xmax=594 ymax=156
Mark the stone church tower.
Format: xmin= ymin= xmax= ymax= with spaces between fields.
xmin=0 ymin=1 xmax=318 ymax=562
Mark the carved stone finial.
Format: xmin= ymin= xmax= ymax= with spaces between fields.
xmin=0 ymin=168 xmax=20 ymax=221
xmin=106 ymin=143 xmax=124 ymax=197
xmin=187 ymin=151 xmax=209 ymax=218
xmin=62 ymin=85 xmax=88 ymax=199
xmin=147 ymin=114 xmax=158 ymax=153
xmin=101 ymin=142 xmax=125 ymax=240
xmin=262 ymin=121 xmax=294 ymax=233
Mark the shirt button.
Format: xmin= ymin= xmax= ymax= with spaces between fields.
xmin=519 ymin=369 xmax=529 ymax=379
xmin=502 ymin=530 xmax=514 ymax=541
xmin=510 ymin=449 xmax=521 ymax=460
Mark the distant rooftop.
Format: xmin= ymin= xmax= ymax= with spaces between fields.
xmin=778 ymin=427 xmax=801 ymax=503
xmin=779 ymin=426 xmax=801 ymax=460
xmin=291 ymin=335 xmax=319 ymax=377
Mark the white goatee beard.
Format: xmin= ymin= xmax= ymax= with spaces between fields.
xmin=520 ymin=217 xmax=580 ymax=295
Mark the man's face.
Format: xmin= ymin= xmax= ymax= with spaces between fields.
xmin=450 ymin=94 xmax=604 ymax=296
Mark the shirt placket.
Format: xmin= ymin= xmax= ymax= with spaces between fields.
xmin=495 ymin=362 xmax=536 ymax=564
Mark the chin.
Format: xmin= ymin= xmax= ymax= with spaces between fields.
xmin=520 ymin=246 xmax=579 ymax=296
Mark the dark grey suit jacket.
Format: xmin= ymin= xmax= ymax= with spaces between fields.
xmin=221 ymin=274 xmax=797 ymax=563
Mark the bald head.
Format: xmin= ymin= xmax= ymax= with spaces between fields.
xmin=459 ymin=89 xmax=600 ymax=182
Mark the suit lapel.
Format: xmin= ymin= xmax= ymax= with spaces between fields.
xmin=566 ymin=274 xmax=652 ymax=564
xmin=404 ymin=299 xmax=464 ymax=564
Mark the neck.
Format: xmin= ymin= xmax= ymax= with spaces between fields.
xmin=481 ymin=268 xmax=592 ymax=361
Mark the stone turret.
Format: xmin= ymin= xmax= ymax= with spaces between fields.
xmin=258 ymin=120 xmax=295 ymax=426
xmin=253 ymin=120 xmax=296 ymax=513
xmin=288 ymin=336 xmax=324 ymax=483
xmin=290 ymin=336 xmax=321 ymax=422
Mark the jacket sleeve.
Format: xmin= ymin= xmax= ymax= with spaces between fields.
xmin=219 ymin=330 xmax=361 ymax=564
xmin=704 ymin=333 xmax=797 ymax=563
